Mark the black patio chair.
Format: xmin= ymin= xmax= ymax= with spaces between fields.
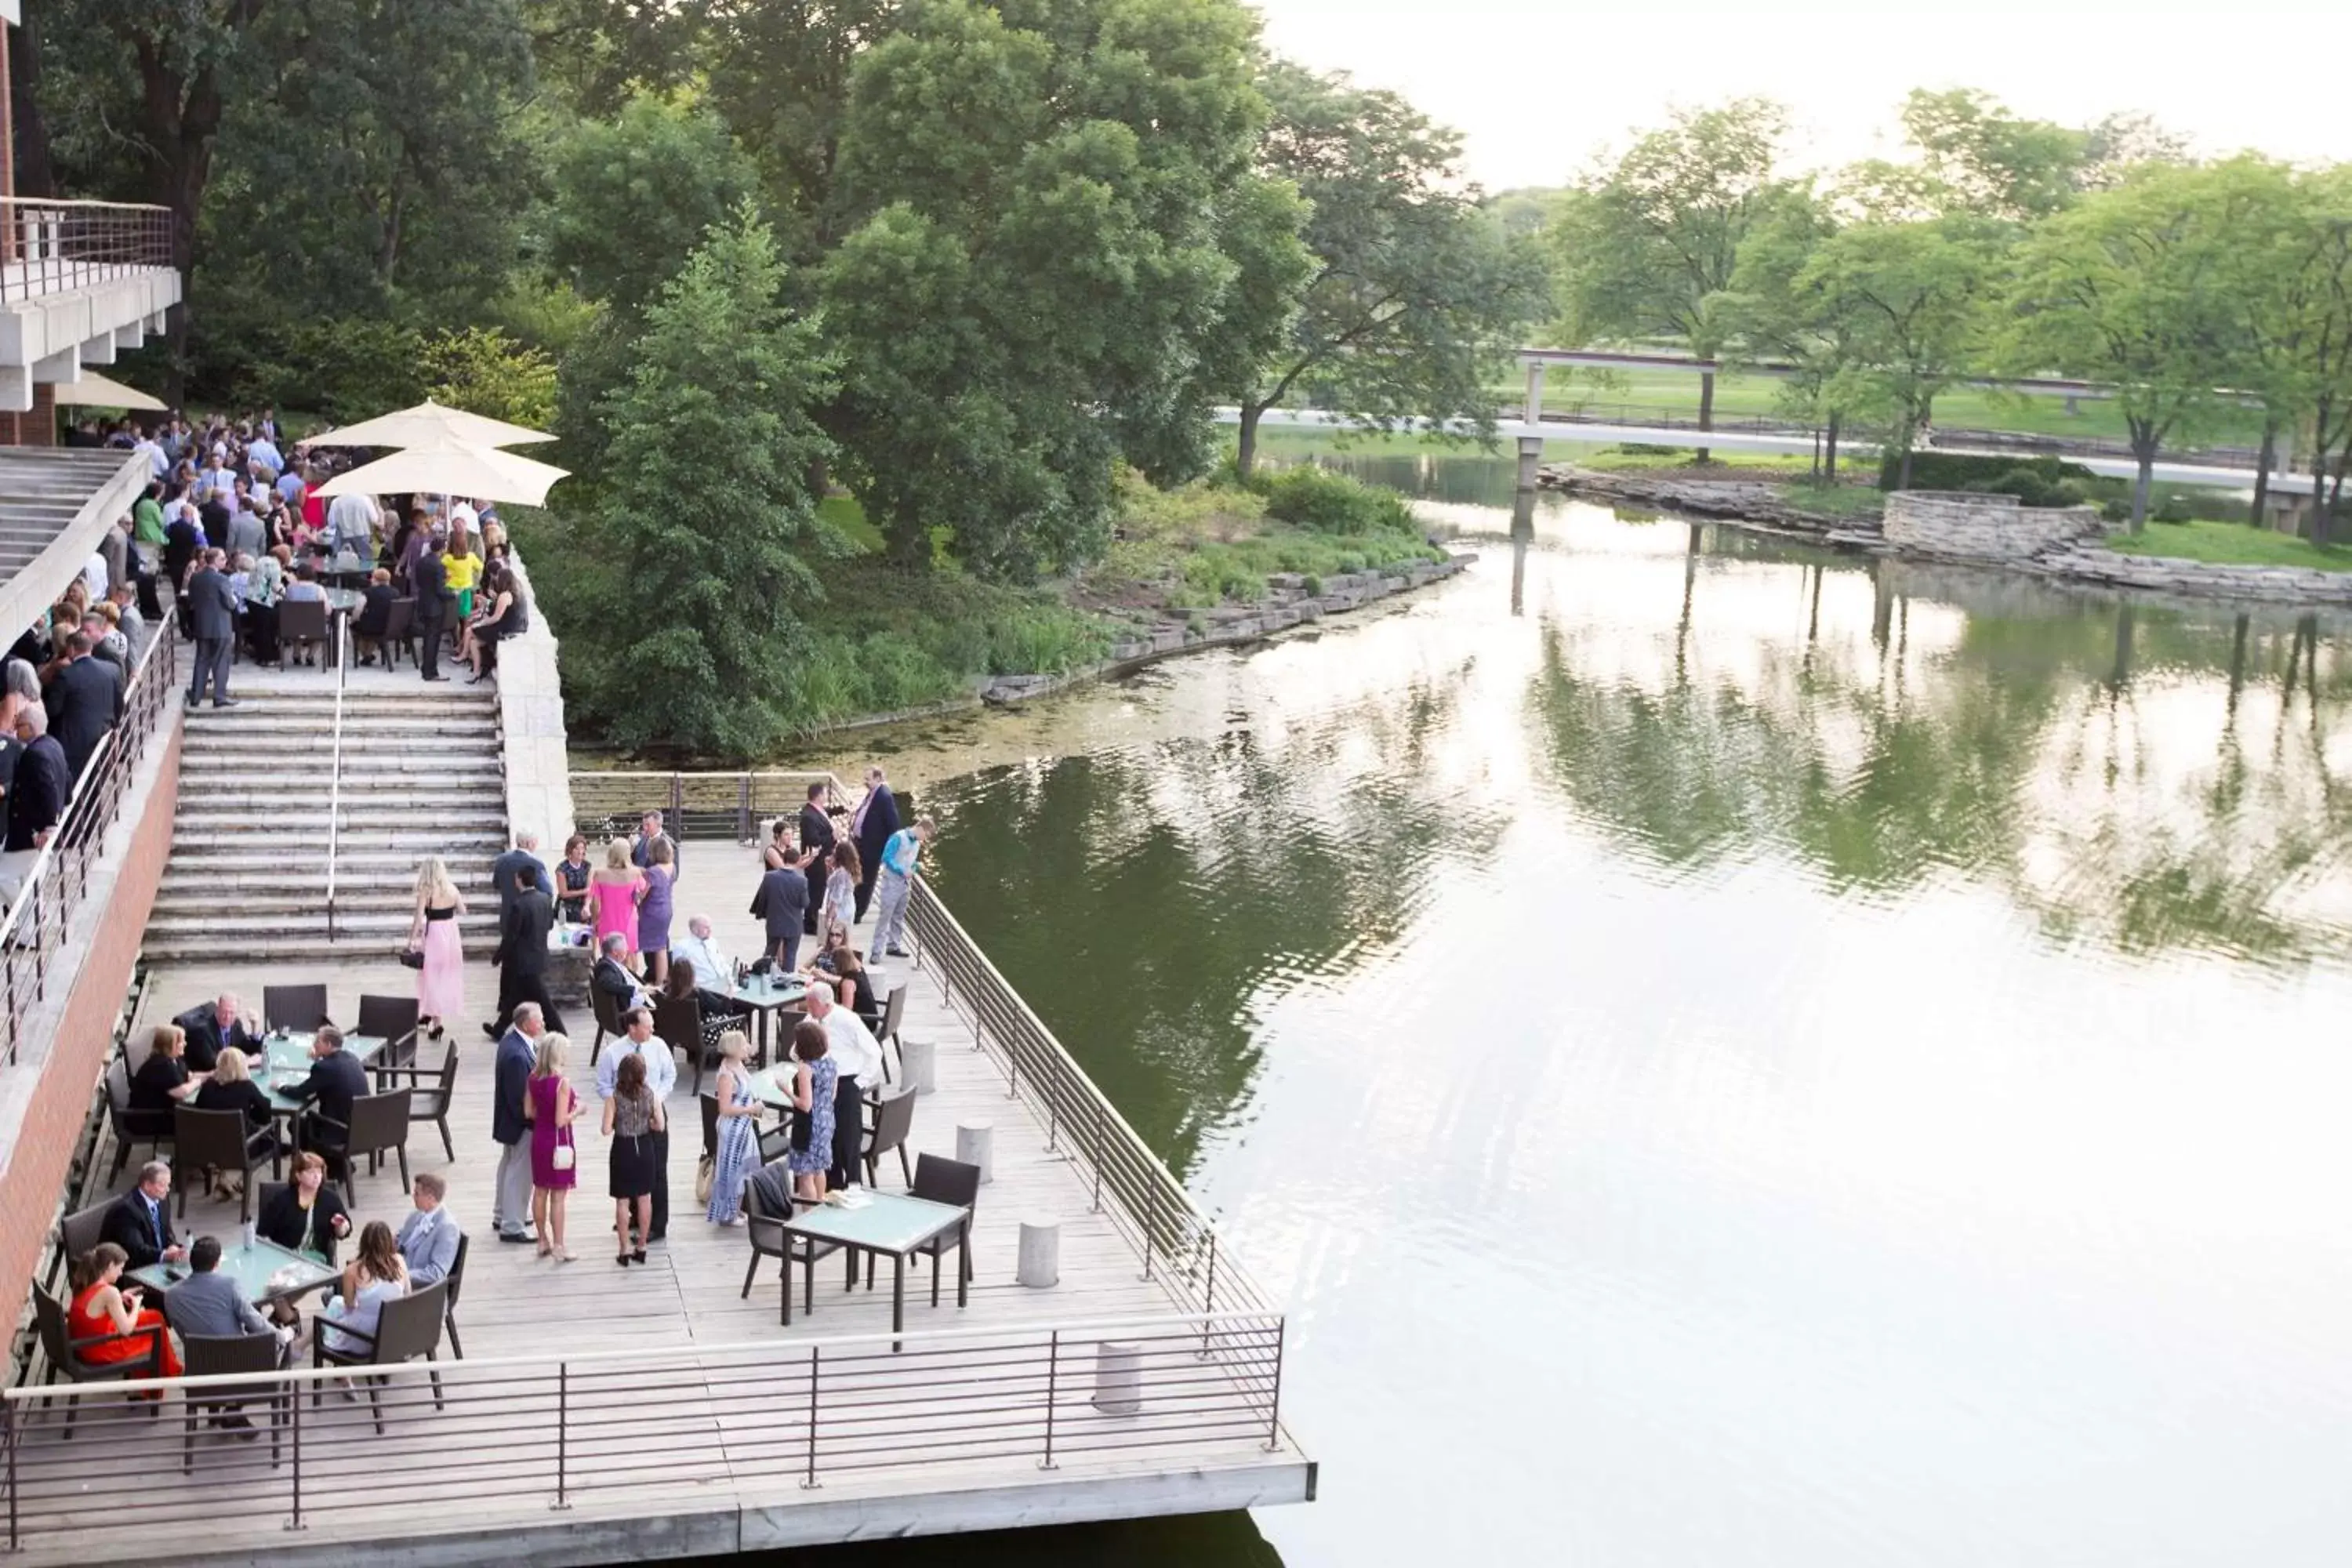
xmin=907 ymin=1154 xmax=980 ymax=1305
xmin=862 ymin=1087 xmax=917 ymax=1191
xmin=180 ymin=1333 xmax=287 ymax=1472
xmin=55 ymin=1201 xmax=113 ymax=1291
xmin=336 ymin=1088 xmax=415 ymax=1196
xmin=357 ymin=993 xmax=420 ymax=1087
xmin=441 ymin=1232 xmax=471 ymax=1359
xmin=262 ymin=984 xmax=332 ymax=1034
xmin=874 ymin=984 xmax=908 ymax=1080
xmin=587 ymin=984 xmax=622 ymax=1066
xmin=173 ymin=1105 xmax=271 ymax=1222
xmin=740 ymin=1174 xmax=844 ymax=1327
xmin=276 ymin=597 xmax=328 ymax=669
xmin=654 ymin=993 xmax=709 ymax=1095
xmin=372 ymin=1043 xmax=457 ymax=1162
xmin=377 ymin=596 xmax=416 ymax=669
xmin=312 ymin=1279 xmax=449 ymax=1435
xmin=31 ymin=1286 xmax=164 ymax=1438
xmin=106 ymin=1058 xmax=172 ymax=1180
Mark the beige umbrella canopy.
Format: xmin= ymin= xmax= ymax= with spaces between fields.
xmin=312 ymin=440 xmax=570 ymax=508
xmin=53 ymin=372 xmax=166 ymax=412
xmin=303 ymin=398 xmax=554 ymax=450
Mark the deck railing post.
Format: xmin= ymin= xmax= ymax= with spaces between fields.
xmin=554 ymin=1363 xmax=570 ymax=1509
xmin=6 ymin=1400 xmax=18 ymax=1552
xmin=1090 ymin=1100 xmax=1104 ymax=1213
xmin=1200 ymin=1234 xmax=1218 ymax=1358
xmin=802 ymin=1346 xmax=822 ymax=1489
xmin=1265 ymin=1318 xmax=1285 ymax=1451
xmin=1040 ymin=1330 xmax=1060 ymax=1471
xmin=288 ymin=1375 xmax=305 ymax=1530
xmin=1141 ymin=1180 xmax=1157 ymax=1281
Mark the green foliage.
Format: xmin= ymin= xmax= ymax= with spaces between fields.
xmin=1875 ymin=452 xmax=2100 ymax=494
xmin=223 ymin=318 xmax=430 ymax=421
xmin=547 ymin=96 xmax=767 ymax=315
xmin=557 ymin=208 xmax=840 ymax=754
xmin=1252 ymin=463 xmax=1419 ymax=536
xmin=419 ymin=328 xmax=558 ymax=430
xmin=1228 ymin=61 xmax=1548 ymax=474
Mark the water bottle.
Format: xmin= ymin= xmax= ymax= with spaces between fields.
xmin=241 ymin=1219 xmax=256 ymax=1250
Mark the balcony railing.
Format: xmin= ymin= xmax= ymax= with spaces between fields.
xmin=0 ymin=623 xmax=180 ymax=1066
xmin=0 ymin=199 xmax=175 ymax=306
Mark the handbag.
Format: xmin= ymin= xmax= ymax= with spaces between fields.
xmin=552 ymin=1142 xmax=575 ymax=1172
xmin=695 ymin=1153 xmax=715 ymax=1206
xmin=397 ymin=947 xmax=424 ymax=970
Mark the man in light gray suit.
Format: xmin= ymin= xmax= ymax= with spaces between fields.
xmin=396 ymin=1173 xmax=463 ymax=1286
xmin=163 ymin=1236 xmax=294 ymax=1433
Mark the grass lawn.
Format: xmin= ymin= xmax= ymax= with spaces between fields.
xmin=1514 ymin=366 xmax=2272 ymax=449
xmin=818 ymin=493 xmax=882 ymax=553
xmin=2106 ymin=517 xmax=2352 ymax=572
xmin=1581 ymin=446 xmax=1819 ymax=475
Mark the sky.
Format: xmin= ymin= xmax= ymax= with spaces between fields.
xmin=1250 ymin=2 xmax=2352 ymax=191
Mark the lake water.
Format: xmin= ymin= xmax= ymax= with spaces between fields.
xmin=775 ymin=452 xmax=2352 ymax=1566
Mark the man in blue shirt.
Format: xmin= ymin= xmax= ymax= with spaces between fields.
xmin=867 ymin=818 xmax=935 ymax=960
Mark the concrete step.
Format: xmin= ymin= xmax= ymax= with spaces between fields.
xmin=169 ymin=827 xmax=507 ymax=851
xmin=140 ymin=933 xmax=499 ymax=964
xmin=159 ymin=848 xmax=499 ymax=876
xmin=150 ymin=889 xmax=504 ymax=920
xmin=183 ymin=717 xmax=499 ymax=742
xmin=176 ymin=791 xmax=505 ymax=815
xmin=145 ymin=910 xmax=500 ymax=941
xmin=180 ymin=751 xmax=503 ymax=775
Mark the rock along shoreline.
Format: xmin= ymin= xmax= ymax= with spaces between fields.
xmin=1539 ymin=464 xmax=2352 ymax=609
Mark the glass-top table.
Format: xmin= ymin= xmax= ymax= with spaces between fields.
xmin=129 ymin=1238 xmax=337 ymax=1305
xmin=729 ymin=975 xmax=806 ymax=1065
xmin=780 ymin=1190 xmax=971 ymax=1345
xmin=257 ymin=1031 xmax=387 ymax=1114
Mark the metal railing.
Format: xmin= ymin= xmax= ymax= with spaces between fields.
xmin=0 ymin=199 xmax=174 ymax=305
xmin=0 ymin=625 xmax=180 ymax=1066
xmin=322 ymin=616 xmax=350 ymax=940
xmin=0 ymin=1312 xmax=1285 ymax=1548
xmin=902 ymin=877 xmax=1274 ymax=1322
xmin=569 ymin=768 xmax=840 ymax=844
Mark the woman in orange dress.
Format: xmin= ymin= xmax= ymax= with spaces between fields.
xmin=67 ymin=1241 xmax=182 ymax=1381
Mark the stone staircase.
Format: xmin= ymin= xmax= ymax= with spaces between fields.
xmin=148 ymin=684 xmax=510 ymax=963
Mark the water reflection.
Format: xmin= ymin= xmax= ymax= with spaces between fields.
xmin=793 ymin=459 xmax=2352 ymax=1567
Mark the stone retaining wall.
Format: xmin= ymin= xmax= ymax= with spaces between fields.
xmin=2033 ymin=546 xmax=2352 ymax=605
xmin=1882 ymin=491 xmax=2105 ymax=562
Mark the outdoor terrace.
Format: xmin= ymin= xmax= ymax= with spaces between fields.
xmin=3 ymin=850 xmax=1307 ymax=1564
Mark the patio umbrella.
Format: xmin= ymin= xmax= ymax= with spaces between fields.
xmin=52 ymin=372 xmax=165 ymax=412
xmin=303 ymin=398 xmax=555 ymax=450
xmin=312 ymin=439 xmax=571 ymax=508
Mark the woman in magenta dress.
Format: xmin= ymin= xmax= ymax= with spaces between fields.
xmin=409 ymin=856 xmax=466 ymax=1038
xmin=588 ymin=839 xmax=645 ymax=972
xmin=524 ymin=1033 xmax=579 ymax=1261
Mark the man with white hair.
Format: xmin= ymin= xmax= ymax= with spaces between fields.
xmin=803 ymin=979 xmax=885 ymax=1189
xmin=670 ymin=915 xmax=750 ymax=1022
xmin=491 ymin=1003 xmax=546 ymax=1243
xmin=0 ymin=702 xmax=68 ymax=903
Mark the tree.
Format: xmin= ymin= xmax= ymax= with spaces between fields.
xmin=1224 ymin=62 xmax=1546 ymax=479
xmin=564 ymin=207 xmax=840 ymax=754
xmin=1897 ymin=88 xmax=2087 ymax=223
xmin=1714 ymin=189 xmax=1866 ymax=476
xmin=820 ymin=0 xmax=1266 ymax=579
xmin=420 ymin=328 xmax=558 ymax=430
xmin=2003 ymin=163 xmax=2273 ymax=529
xmin=1550 ymin=97 xmax=1796 ymax=459
xmin=1800 ymin=219 xmax=1992 ymax=489
xmin=546 ymin=96 xmax=765 ymax=314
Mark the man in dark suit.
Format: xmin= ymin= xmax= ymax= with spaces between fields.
xmin=3 ymin=703 xmax=69 ymax=862
xmin=491 ymin=832 xmax=552 ymax=920
xmin=491 ymin=1005 xmax=543 ymax=1243
xmin=490 ymin=866 xmax=564 ymax=1037
xmin=412 ymin=537 xmax=454 ymax=682
xmin=797 ymin=782 xmax=836 ymax=937
xmin=630 ymin=810 xmax=678 ymax=876
xmin=174 ymin=993 xmax=260 ymax=1073
xmin=850 ymin=767 xmax=899 ymax=921
xmin=100 ymin=1161 xmax=185 ymax=1271
xmin=750 ymin=857 xmax=808 ymax=970
xmin=183 ymin=547 xmax=241 ymax=708
xmin=45 ymin=628 xmax=122 ymax=782
xmin=285 ymin=1026 xmax=368 ymax=1161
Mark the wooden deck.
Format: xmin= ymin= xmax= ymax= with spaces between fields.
xmin=12 ymin=857 xmax=1306 ymax=1566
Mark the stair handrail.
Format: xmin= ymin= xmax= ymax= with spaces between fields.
xmin=325 ymin=613 xmax=350 ymax=941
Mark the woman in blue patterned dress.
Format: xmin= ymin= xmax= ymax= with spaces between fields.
xmin=784 ymin=1019 xmax=837 ymax=1200
xmin=705 ymin=1032 xmax=764 ymax=1227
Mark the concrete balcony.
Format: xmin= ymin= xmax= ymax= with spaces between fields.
xmin=0 ymin=200 xmax=180 ymax=415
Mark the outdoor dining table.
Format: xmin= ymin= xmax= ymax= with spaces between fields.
xmin=128 ymin=1238 xmax=338 ymax=1306
xmin=779 ymin=1191 xmax=972 ymax=1346
xmin=318 ymin=550 xmax=373 ymax=586
xmin=729 ymin=972 xmax=806 ymax=1065
xmin=256 ymin=1030 xmax=388 ymax=1119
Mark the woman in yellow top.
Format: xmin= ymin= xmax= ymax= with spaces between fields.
xmin=442 ymin=532 xmax=481 ymax=619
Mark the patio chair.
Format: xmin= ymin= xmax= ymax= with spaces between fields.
xmin=276 ymin=597 xmax=328 ymax=669
xmin=862 ymin=1087 xmax=917 ymax=1190
xmin=31 ymin=1285 xmax=164 ymax=1438
xmin=106 ymin=1057 xmax=171 ymax=1180
xmin=908 ymin=1154 xmax=980 ymax=1305
xmin=180 ymin=1333 xmax=287 ymax=1472
xmin=357 ymin=993 xmax=420 ymax=1086
xmin=173 ymin=1105 xmax=272 ymax=1222
xmin=376 ymin=596 xmax=416 ymax=670
xmin=587 ymin=984 xmax=622 ymax=1066
xmin=874 ymin=985 xmax=909 ymax=1081
xmin=372 ymin=1042 xmax=457 ymax=1161
xmin=312 ymin=1279 xmax=449 ymax=1435
xmin=55 ymin=1202 xmax=112 ymax=1290
xmin=740 ymin=1173 xmax=844 ymax=1326
xmin=440 ymin=1232 xmax=470 ymax=1359
xmin=336 ymin=1088 xmax=415 ymax=1196
xmin=653 ymin=992 xmax=710 ymax=1095
xmin=699 ymin=1091 xmax=719 ymax=1160
xmin=262 ymin=984 xmax=332 ymax=1034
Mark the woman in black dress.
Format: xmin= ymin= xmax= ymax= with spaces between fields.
xmin=129 ymin=1025 xmax=205 ymax=1123
xmin=257 ymin=1151 xmax=351 ymax=1262
xmin=194 ymin=1048 xmax=280 ymax=1167
xmin=601 ymin=1051 xmax=663 ymax=1265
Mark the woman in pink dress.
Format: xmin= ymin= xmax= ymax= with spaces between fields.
xmin=409 ymin=856 xmax=466 ymax=1038
xmin=588 ymin=839 xmax=646 ymax=971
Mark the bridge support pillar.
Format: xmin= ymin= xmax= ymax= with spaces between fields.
xmin=1515 ymin=436 xmax=1544 ymax=492
xmin=1523 ymin=361 xmax=1547 ymax=426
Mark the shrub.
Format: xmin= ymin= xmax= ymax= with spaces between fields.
xmin=1253 ymin=463 xmax=1417 ymax=537
xmin=2154 ymin=492 xmax=2194 ymax=524
xmin=1881 ymin=452 xmax=2100 ymax=494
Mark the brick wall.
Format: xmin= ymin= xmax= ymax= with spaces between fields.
xmin=1 ymin=383 xmax=59 ymax=448
xmin=0 ymin=725 xmax=179 ymax=1341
